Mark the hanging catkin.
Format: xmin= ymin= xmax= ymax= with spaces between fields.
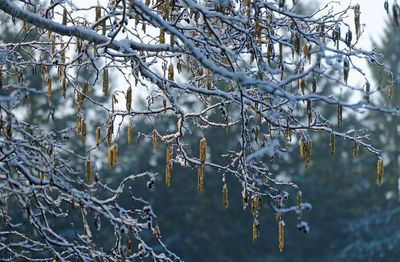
xmin=103 ymin=69 xmax=109 ymax=97
xmin=198 ymin=137 xmax=206 ymax=192
xmin=222 ymin=183 xmax=228 ymax=209
xmin=377 ymin=158 xmax=383 ymax=186
xmin=127 ymin=124 xmax=132 ymax=144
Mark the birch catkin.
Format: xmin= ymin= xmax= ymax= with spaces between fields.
xmin=96 ymin=127 xmax=100 ymax=146
xmin=152 ymin=129 xmax=157 ymax=152
xmin=108 ymin=148 xmax=113 ymax=169
xmin=126 ymin=87 xmax=132 ymax=113
xmin=103 ymin=69 xmax=109 ymax=97
xmin=47 ymin=78 xmax=52 ymax=96
xmin=62 ymin=77 xmax=66 ymax=98
xmin=198 ymin=136 xmax=206 ymax=192
xmin=278 ymin=221 xmax=284 ymax=252
xmin=353 ymin=142 xmax=358 ymax=158
xmin=222 ymin=183 xmax=228 ymax=209
xmin=127 ymin=124 xmax=132 ymax=144
xmin=252 ymin=219 xmax=259 ymax=243
xmin=300 ymin=137 xmax=305 ymax=160
xmin=377 ymin=158 xmax=383 ymax=186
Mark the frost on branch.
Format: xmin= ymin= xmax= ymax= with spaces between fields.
xmin=0 ymin=0 xmax=394 ymax=259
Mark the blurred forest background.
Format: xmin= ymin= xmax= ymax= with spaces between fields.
xmin=2 ymin=3 xmax=400 ymax=262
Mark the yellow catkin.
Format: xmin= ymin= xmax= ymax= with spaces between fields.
xmin=166 ymin=146 xmax=171 ymax=187
xmin=107 ymin=122 xmax=113 ymax=147
xmin=222 ymin=183 xmax=228 ymax=209
xmin=62 ymin=9 xmax=67 ymax=25
xmin=76 ymin=38 xmax=81 ymax=52
xmin=82 ymin=81 xmax=88 ymax=95
xmin=103 ymin=69 xmax=109 ymax=97
xmin=252 ymin=219 xmax=259 ymax=243
xmin=96 ymin=127 xmax=100 ymax=146
xmin=93 ymin=43 xmax=97 ymax=56
xmin=112 ymin=145 xmax=117 ymax=165
xmin=160 ymin=29 xmax=165 ymax=44
xmin=250 ymin=195 xmax=256 ymax=218
xmin=246 ymin=0 xmax=250 ymax=17
xmin=111 ymin=93 xmax=115 ymax=113
xmin=23 ymin=22 xmax=28 ymax=31
xmin=102 ymin=20 xmax=106 ymax=35
xmin=62 ymin=77 xmax=66 ymax=98
xmin=58 ymin=65 xmax=63 ymax=83
xmin=142 ymin=22 xmax=146 ymax=33
xmin=41 ymin=64 xmax=46 ymax=84
xmin=206 ymin=68 xmax=211 ymax=89
xmin=170 ymin=33 xmax=175 ymax=47
xmin=127 ymin=124 xmax=132 ymax=144
xmin=47 ymin=78 xmax=52 ymax=96
xmin=301 ymin=78 xmax=305 ymax=94
xmin=197 ymin=165 xmax=203 ymax=192
xmin=126 ymin=87 xmax=132 ymax=113
xmin=377 ymin=158 xmax=383 ymax=186
xmin=108 ymin=148 xmax=113 ymax=169
xmin=198 ymin=137 xmax=206 ymax=192
xmin=278 ymin=221 xmax=284 ymax=252
xmin=337 ymin=105 xmax=342 ymax=128
xmin=199 ymin=137 xmax=206 ymax=164
xmin=186 ymin=55 xmax=190 ymax=73
xmin=353 ymin=141 xmax=358 ymax=158
xmin=256 ymin=195 xmax=262 ymax=210
xmin=86 ymin=159 xmax=91 ymax=184
xmin=304 ymin=142 xmax=311 ymax=168
xmin=330 ymin=133 xmax=335 ymax=157
xmin=135 ymin=12 xmax=140 ymax=26
xmin=80 ymin=118 xmax=86 ymax=144
xmin=76 ymin=115 xmax=81 ymax=136
xmin=95 ymin=6 xmax=101 ymax=22
xmin=297 ymin=191 xmax=302 ymax=217
xmin=168 ymin=64 xmax=174 ymax=81
xmin=242 ymin=188 xmax=248 ymax=209
xmin=60 ymin=42 xmax=65 ymax=63
xmin=300 ymin=137 xmax=305 ymax=160
xmin=39 ymin=171 xmax=44 ymax=180
xmin=152 ymin=129 xmax=157 ymax=152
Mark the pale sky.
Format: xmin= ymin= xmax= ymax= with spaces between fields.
xmin=313 ymin=0 xmax=388 ymax=87
xmin=318 ymin=0 xmax=386 ymax=49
